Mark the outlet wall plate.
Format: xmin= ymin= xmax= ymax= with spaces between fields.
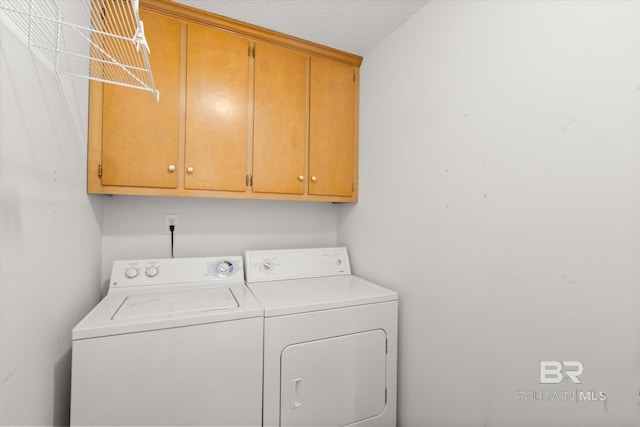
xmin=164 ymin=214 xmax=179 ymax=234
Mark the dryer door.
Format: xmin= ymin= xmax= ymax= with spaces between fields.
xmin=280 ymin=329 xmax=387 ymax=426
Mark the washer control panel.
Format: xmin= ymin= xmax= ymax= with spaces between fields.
xmin=244 ymin=247 xmax=351 ymax=283
xmin=110 ymin=256 xmax=243 ymax=289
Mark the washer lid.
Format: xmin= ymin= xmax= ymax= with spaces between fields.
xmin=247 ymin=275 xmax=397 ymax=317
xmin=113 ymin=288 xmax=238 ymax=320
xmin=72 ymin=283 xmax=263 ymax=340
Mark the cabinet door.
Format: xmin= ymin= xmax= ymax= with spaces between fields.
xmin=101 ymin=10 xmax=180 ymax=188
xmin=309 ymin=57 xmax=356 ymax=197
xmin=252 ymin=42 xmax=307 ymax=195
xmin=185 ymin=24 xmax=250 ymax=191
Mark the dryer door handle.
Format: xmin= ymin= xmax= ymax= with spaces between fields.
xmin=290 ymin=377 xmax=303 ymax=409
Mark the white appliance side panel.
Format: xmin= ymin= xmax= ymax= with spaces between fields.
xmin=262 ymin=301 xmax=398 ymax=427
xmin=280 ymin=330 xmax=387 ymax=427
xmin=70 ymin=318 xmax=263 ymax=426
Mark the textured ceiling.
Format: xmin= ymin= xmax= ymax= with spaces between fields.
xmin=172 ymin=0 xmax=428 ymax=56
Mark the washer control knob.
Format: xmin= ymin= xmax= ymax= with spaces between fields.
xmin=213 ymin=260 xmax=234 ymax=277
xmin=145 ymin=266 xmax=159 ymax=277
xmin=125 ymin=267 xmax=138 ymax=279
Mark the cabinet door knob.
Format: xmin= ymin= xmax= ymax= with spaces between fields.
xmin=168 ymin=164 xmax=176 ymax=173
xmin=311 ymin=176 xmax=317 ymax=182
xmin=187 ymin=166 xmax=194 ymax=174
xmin=298 ymin=175 xmax=304 ymax=182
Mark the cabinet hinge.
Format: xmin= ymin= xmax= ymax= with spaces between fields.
xmin=248 ymin=45 xmax=251 ymax=56
xmin=246 ymin=174 xmax=253 ymax=186
xmin=98 ymin=164 xmax=102 ymax=178
xmin=385 ymin=338 xmax=388 ymax=354
xmin=352 ymin=182 xmax=355 ymax=193
xmin=385 ymin=388 xmax=388 ymax=404
xmin=252 ymin=46 xmax=255 ymax=57
xmin=353 ymin=72 xmax=356 ymax=82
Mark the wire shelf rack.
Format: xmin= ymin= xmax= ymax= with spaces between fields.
xmin=0 ymin=0 xmax=159 ymax=101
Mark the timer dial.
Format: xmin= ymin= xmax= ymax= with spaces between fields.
xmin=213 ymin=260 xmax=234 ymax=277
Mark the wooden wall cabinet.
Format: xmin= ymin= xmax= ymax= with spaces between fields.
xmin=252 ymin=42 xmax=307 ymax=195
xmin=309 ymin=57 xmax=357 ymax=197
xmin=99 ymin=10 xmax=181 ymax=190
xmin=185 ymin=23 xmax=250 ymax=192
xmin=87 ymin=0 xmax=362 ymax=202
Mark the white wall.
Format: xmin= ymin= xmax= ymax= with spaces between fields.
xmin=102 ymin=196 xmax=338 ymax=288
xmin=339 ymin=1 xmax=640 ymax=425
xmin=0 ymin=23 xmax=103 ymax=427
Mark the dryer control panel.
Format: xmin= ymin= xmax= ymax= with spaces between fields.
xmin=244 ymin=247 xmax=351 ymax=283
xmin=110 ymin=256 xmax=243 ymax=289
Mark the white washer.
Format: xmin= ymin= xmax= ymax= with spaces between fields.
xmin=70 ymin=256 xmax=263 ymax=427
xmin=245 ymin=247 xmax=398 ymax=427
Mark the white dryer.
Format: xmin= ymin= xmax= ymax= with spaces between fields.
xmin=245 ymin=247 xmax=398 ymax=427
xmin=70 ymin=256 xmax=263 ymax=426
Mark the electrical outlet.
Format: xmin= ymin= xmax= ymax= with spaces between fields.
xmin=164 ymin=214 xmax=179 ymax=234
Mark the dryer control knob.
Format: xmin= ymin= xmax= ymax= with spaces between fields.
xmin=145 ymin=266 xmax=159 ymax=277
xmin=125 ymin=267 xmax=138 ymax=279
xmin=260 ymin=260 xmax=274 ymax=274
